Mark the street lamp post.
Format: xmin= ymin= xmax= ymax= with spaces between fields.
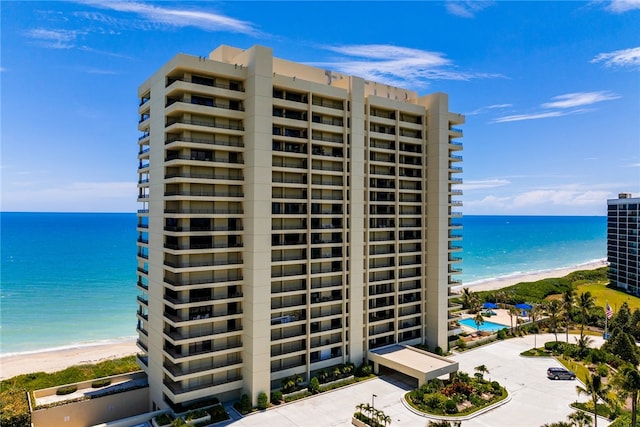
xmin=372 ymin=393 xmax=377 ymax=410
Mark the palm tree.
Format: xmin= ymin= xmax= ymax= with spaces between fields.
xmin=567 ymin=410 xmax=593 ymax=427
xmin=380 ymin=413 xmax=392 ymax=427
xmin=461 ymin=287 xmax=473 ymax=310
xmin=473 ymin=312 xmax=485 ymax=331
xmin=577 ymin=292 xmax=595 ymax=342
xmin=576 ymin=373 xmax=611 ymax=427
xmin=530 ymin=304 xmax=542 ymax=349
xmin=611 ymin=364 xmax=640 ymax=427
xmin=475 ymin=364 xmax=490 ymax=381
xmin=508 ymin=306 xmax=519 ymax=335
xmin=545 ymin=299 xmax=563 ymax=343
xmin=576 ymin=334 xmax=594 ymax=351
xmin=563 ymin=289 xmax=575 ymax=342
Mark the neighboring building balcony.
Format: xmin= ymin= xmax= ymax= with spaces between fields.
xmin=368 ymin=322 xmax=394 ymax=337
xmin=164 ymin=357 xmax=243 ymax=381
xmin=164 ymin=324 xmax=243 ymax=345
xmin=449 ymin=243 xmax=463 ymax=252
xmin=166 ymin=73 xmax=244 ymax=91
xmin=163 ymin=271 xmax=243 ymax=288
xmin=311 ymin=114 xmax=344 ymax=127
xmin=370 ymin=139 xmax=395 ymax=152
xmin=310 ymin=290 xmax=342 ymax=305
xmin=399 ymin=279 xmax=421 ymax=292
xmin=164 ymin=308 xmax=243 ymax=326
xmin=165 ymin=117 xmax=244 ymax=133
xmin=271 ymin=295 xmax=306 ymax=310
xmin=449 ymin=140 xmax=463 ymax=151
xmin=311 ymin=96 xmax=344 ymax=110
xmin=271 ymin=354 xmax=306 ymax=373
xmin=165 ymin=153 xmax=244 ymax=167
xmin=398 ymin=292 xmax=420 ymax=305
xmin=310 ymin=305 xmax=343 ymax=321
xmin=163 ymin=373 xmax=243 ymax=397
xmin=163 ymin=291 xmax=243 ymax=308
xmin=163 ymin=257 xmax=243 ymax=271
xmin=309 ymin=319 xmax=343 ymax=336
xmin=449 ymin=127 xmax=463 ymax=136
xmin=165 ymin=98 xmax=244 ymax=120
xmin=165 ymin=134 xmax=243 ymax=149
xmin=369 ymin=284 xmax=394 ymax=297
xmin=450 ymin=153 xmax=463 ymax=162
xmin=164 ymin=172 xmax=244 ymax=183
xmin=271 ymin=324 xmax=306 ymax=342
xmin=271 ymin=278 xmax=306 ymax=294
xmin=271 ymin=340 xmax=306 ymax=357
xmin=448 ymin=255 xmax=462 ymax=263
xmin=310 ymin=333 xmax=343 ymax=349
xmin=310 ymin=276 xmax=342 ymax=291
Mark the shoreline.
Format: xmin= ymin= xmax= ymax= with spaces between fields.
xmin=452 ymin=258 xmax=607 ymax=293
xmin=0 ymin=260 xmax=608 ymax=381
xmin=0 ymin=337 xmax=139 ymax=381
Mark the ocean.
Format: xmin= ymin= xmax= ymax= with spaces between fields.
xmin=0 ymin=213 xmax=607 ymax=355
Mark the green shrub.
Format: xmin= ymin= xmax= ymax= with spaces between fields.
xmin=90 ymin=379 xmax=111 ymax=388
xmin=356 ymin=363 xmax=372 ymax=377
xmin=497 ymin=329 xmax=507 ymax=340
xmin=257 ymin=392 xmax=268 ymax=410
xmin=207 ymin=405 xmax=229 ymax=422
xmin=445 ymin=399 xmax=458 ymax=414
xmin=185 ymin=409 xmax=207 ymax=420
xmin=308 ymin=377 xmax=320 ymax=394
xmin=434 ymin=346 xmax=444 ymax=356
xmin=596 ymin=364 xmax=609 ymax=377
xmin=55 ymin=385 xmax=77 ymax=395
xmin=239 ymin=393 xmax=251 ymax=413
xmin=153 ymin=413 xmax=173 ymax=426
xmin=423 ymin=393 xmax=447 ymax=411
xmin=270 ymin=390 xmax=283 ymax=404
xmin=545 ymin=341 xmax=562 ymax=351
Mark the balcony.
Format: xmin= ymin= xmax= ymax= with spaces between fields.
xmin=166 ymin=118 xmax=244 ymax=131
xmin=163 ymin=374 xmax=242 ymax=395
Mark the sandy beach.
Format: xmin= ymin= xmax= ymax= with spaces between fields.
xmin=0 ymin=260 xmax=608 ymax=381
xmin=451 ymin=259 xmax=607 ymax=293
xmin=0 ymin=338 xmax=139 ymax=381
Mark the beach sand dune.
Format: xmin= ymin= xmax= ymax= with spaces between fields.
xmin=0 ymin=261 xmax=608 ymax=381
xmin=451 ymin=259 xmax=607 ymax=293
xmin=0 ymin=339 xmax=138 ymax=381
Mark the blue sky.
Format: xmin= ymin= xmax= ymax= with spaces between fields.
xmin=1 ymin=1 xmax=639 ymax=215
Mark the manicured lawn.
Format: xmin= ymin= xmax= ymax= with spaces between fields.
xmin=574 ymin=282 xmax=640 ymax=312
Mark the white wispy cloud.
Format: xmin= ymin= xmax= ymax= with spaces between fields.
xmin=466 ymin=103 xmax=513 ymax=116
xmin=493 ymin=109 xmax=588 ymax=123
xmin=462 ymin=179 xmax=511 ymax=190
xmin=313 ymin=44 xmax=503 ymax=88
xmin=445 ymin=0 xmax=495 ymax=18
xmin=81 ymin=1 xmax=259 ymax=35
xmin=24 ymin=28 xmax=84 ymax=49
xmin=591 ymin=46 xmax=640 ymax=69
xmin=605 ymin=0 xmax=640 ymax=13
xmin=494 ymin=91 xmax=618 ymax=123
xmin=512 ymin=189 xmax=610 ymax=208
xmin=541 ymin=91 xmax=621 ymax=108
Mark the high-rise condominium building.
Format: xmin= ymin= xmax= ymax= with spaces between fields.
xmin=135 ymin=44 xmax=464 ymax=411
xmin=607 ymin=193 xmax=640 ymax=295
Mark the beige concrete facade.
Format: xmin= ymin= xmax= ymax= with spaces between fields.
xmin=135 ymin=44 xmax=464 ymax=411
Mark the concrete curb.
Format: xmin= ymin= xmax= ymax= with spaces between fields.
xmin=400 ymin=390 xmax=512 ymax=422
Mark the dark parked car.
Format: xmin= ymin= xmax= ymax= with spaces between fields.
xmin=547 ymin=367 xmax=576 ymax=380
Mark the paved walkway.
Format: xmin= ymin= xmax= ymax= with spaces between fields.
xmin=219 ymin=334 xmax=610 ymax=427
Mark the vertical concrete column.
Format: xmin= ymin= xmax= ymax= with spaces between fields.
xmin=420 ymin=92 xmax=450 ymax=351
xmin=239 ymin=46 xmax=273 ymax=404
xmin=145 ymin=70 xmax=170 ymax=411
xmin=349 ymin=77 xmax=366 ymax=363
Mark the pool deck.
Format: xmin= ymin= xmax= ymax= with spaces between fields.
xmin=459 ymin=308 xmax=522 ymax=333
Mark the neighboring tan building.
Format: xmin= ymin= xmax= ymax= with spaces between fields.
xmin=135 ymin=44 xmax=463 ymax=412
xmin=607 ymin=193 xmax=640 ymax=295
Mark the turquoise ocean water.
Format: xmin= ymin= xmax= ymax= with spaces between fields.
xmin=0 ymin=213 xmax=606 ymax=355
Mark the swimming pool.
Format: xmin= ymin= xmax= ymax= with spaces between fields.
xmin=458 ymin=317 xmax=509 ymax=332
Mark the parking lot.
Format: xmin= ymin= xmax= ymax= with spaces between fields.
xmin=222 ymin=333 xmax=610 ymax=427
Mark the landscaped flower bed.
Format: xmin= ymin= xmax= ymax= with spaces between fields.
xmin=405 ymin=371 xmax=507 ymax=417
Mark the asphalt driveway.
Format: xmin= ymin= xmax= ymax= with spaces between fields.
xmin=222 ymin=333 xmax=610 ymax=427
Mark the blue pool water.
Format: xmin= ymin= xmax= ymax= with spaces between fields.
xmin=458 ymin=317 xmax=509 ymax=332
